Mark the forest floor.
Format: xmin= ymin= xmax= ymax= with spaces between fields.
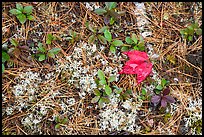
xmin=2 ymin=2 xmax=202 ymax=135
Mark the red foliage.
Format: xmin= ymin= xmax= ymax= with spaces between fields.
xmin=119 ymin=50 xmax=153 ymax=84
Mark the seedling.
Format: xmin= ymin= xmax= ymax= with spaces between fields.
xmin=122 ymin=33 xmax=145 ymax=52
xmin=180 ymin=21 xmax=202 ymax=42
xmin=91 ymin=69 xmax=117 ymax=108
xmin=151 ymin=87 xmax=175 ymax=108
xmin=154 ymin=78 xmax=170 ymax=94
xmin=113 ymin=86 xmax=132 ymax=101
xmin=94 ymin=2 xmax=125 ymax=25
xmin=104 ymin=29 xmax=123 ymax=54
xmin=85 ymin=22 xmax=108 ymax=45
xmin=64 ymin=30 xmax=80 ymax=44
xmin=2 ymin=50 xmax=10 ymax=73
xmin=36 ymin=42 xmax=61 ymax=61
xmin=46 ymin=34 xmax=56 ymax=45
xmin=54 ymin=116 xmax=68 ymax=129
xmin=9 ymin=3 xmax=35 ymax=24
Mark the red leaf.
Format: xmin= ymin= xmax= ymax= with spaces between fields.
xmin=163 ymin=88 xmax=170 ymax=96
xmin=164 ymin=95 xmax=175 ymax=103
xmin=119 ymin=50 xmax=153 ymax=84
xmin=161 ymin=97 xmax=167 ymax=107
xmin=151 ymin=95 xmax=161 ymax=104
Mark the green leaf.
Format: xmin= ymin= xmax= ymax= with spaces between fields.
xmin=195 ymin=28 xmax=202 ymax=35
xmin=27 ymin=15 xmax=35 ymax=21
xmin=112 ymin=40 xmax=123 ymax=46
xmin=61 ymin=118 xmax=68 ymax=124
xmin=9 ymin=9 xmax=22 ymax=15
xmin=131 ymin=33 xmax=138 ymax=44
xmin=47 ymin=52 xmax=55 ymax=58
xmin=37 ymin=43 xmax=46 ymax=53
xmin=16 ymin=14 xmax=27 ymax=24
xmin=2 ymin=64 xmax=5 ymax=73
xmin=46 ymin=34 xmax=55 ymax=44
xmin=161 ymin=78 xmax=167 ymax=87
xmin=155 ymin=84 xmax=163 ymax=91
xmin=2 ymin=51 xmax=10 ymax=62
xmin=188 ymin=36 xmax=193 ymax=41
xmin=91 ymin=96 xmax=100 ymax=103
xmin=88 ymin=35 xmax=96 ymax=44
xmin=142 ymin=88 xmax=146 ymax=95
xmin=48 ymin=48 xmax=61 ymax=55
xmin=108 ymin=75 xmax=116 ymax=82
xmin=38 ymin=54 xmax=46 ymax=61
xmin=110 ymin=17 xmax=115 ymax=25
xmin=93 ymin=89 xmax=101 ymax=96
xmin=23 ymin=6 xmax=33 ymax=15
xmin=94 ymin=8 xmax=107 ymax=15
xmin=98 ymin=26 xmax=108 ymax=33
xmin=105 ymin=85 xmax=112 ymax=96
xmin=138 ymin=42 xmax=145 ymax=51
xmin=55 ymin=123 xmax=60 ymax=129
xmin=88 ymin=24 xmax=96 ymax=33
xmin=16 ymin=3 xmax=24 ymax=11
xmin=121 ymin=46 xmax=129 ymax=52
xmin=98 ymin=98 xmax=104 ymax=108
xmin=115 ymin=88 xmax=123 ymax=94
xmin=125 ymin=89 xmax=132 ymax=95
xmin=10 ymin=38 xmax=18 ymax=47
xmin=97 ymin=69 xmax=106 ymax=80
xmin=99 ymin=79 xmax=107 ymax=85
xmin=98 ymin=35 xmax=107 ymax=44
xmin=100 ymin=97 xmax=110 ymax=103
xmin=104 ymin=29 xmax=112 ymax=42
xmin=125 ymin=37 xmax=134 ymax=44
xmin=133 ymin=46 xmax=139 ymax=50
xmin=46 ymin=39 xmax=51 ymax=45
xmin=110 ymin=45 xmax=116 ymax=54
xmin=105 ymin=2 xmax=117 ymax=10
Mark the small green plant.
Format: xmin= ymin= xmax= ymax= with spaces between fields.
xmin=2 ymin=50 xmax=10 ymax=73
xmin=104 ymin=29 xmax=123 ymax=54
xmin=64 ymin=30 xmax=80 ymax=44
xmin=122 ymin=34 xmax=145 ymax=52
xmin=9 ymin=3 xmax=35 ymax=24
xmin=54 ymin=116 xmax=68 ymax=129
xmin=86 ymin=22 xmax=108 ymax=45
xmin=91 ymin=69 xmax=117 ymax=107
xmin=113 ymin=86 xmax=132 ymax=101
xmin=151 ymin=78 xmax=175 ymax=108
xmin=138 ymin=88 xmax=149 ymax=101
xmin=46 ymin=34 xmax=56 ymax=45
xmin=94 ymin=2 xmax=125 ymax=25
xmin=36 ymin=42 xmax=61 ymax=61
xmin=180 ymin=21 xmax=202 ymax=42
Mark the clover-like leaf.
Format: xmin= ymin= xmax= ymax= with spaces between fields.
xmin=156 ymin=84 xmax=163 ymax=91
